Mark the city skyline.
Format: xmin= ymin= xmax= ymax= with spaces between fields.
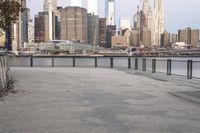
xmin=27 ymin=0 xmax=200 ymax=34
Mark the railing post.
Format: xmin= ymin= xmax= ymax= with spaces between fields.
xmin=187 ymin=60 xmax=192 ymax=79
xmin=52 ymin=56 xmax=54 ymax=67
xmin=135 ymin=58 xmax=138 ymax=70
xmin=110 ymin=57 xmax=113 ymax=68
xmin=167 ymin=59 xmax=171 ymax=76
xmin=73 ymin=57 xmax=75 ymax=67
xmin=152 ymin=59 xmax=156 ymax=73
xmin=95 ymin=57 xmax=97 ymax=68
xmin=142 ymin=58 xmax=146 ymax=71
xmin=128 ymin=57 xmax=131 ymax=69
xmin=30 ymin=56 xmax=33 ymax=67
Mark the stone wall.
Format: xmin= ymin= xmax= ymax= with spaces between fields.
xmin=0 ymin=56 xmax=10 ymax=90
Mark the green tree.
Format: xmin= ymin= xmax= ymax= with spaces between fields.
xmin=0 ymin=0 xmax=22 ymax=51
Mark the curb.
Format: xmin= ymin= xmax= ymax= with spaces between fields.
xmin=169 ymin=92 xmax=200 ymax=104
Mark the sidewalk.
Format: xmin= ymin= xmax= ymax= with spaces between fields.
xmin=0 ymin=68 xmax=200 ymax=133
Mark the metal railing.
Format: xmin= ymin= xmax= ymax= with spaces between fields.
xmin=9 ymin=56 xmax=200 ymax=79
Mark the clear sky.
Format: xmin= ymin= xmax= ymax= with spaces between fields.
xmin=27 ymin=0 xmax=200 ymax=33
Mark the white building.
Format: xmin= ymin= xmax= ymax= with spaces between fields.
xmin=105 ymin=0 xmax=115 ymax=25
xmin=152 ymin=0 xmax=164 ymax=46
xmin=119 ymin=17 xmax=131 ymax=29
xmin=28 ymin=19 xmax=34 ymax=43
xmin=142 ymin=0 xmax=149 ymax=16
xmin=43 ymin=0 xmax=57 ymax=41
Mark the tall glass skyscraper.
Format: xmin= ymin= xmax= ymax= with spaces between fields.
xmin=105 ymin=0 xmax=115 ymax=25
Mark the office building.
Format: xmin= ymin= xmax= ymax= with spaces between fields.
xmin=87 ymin=14 xmax=99 ymax=47
xmin=147 ymin=7 xmax=153 ymax=45
xmin=171 ymin=34 xmax=178 ymax=44
xmin=142 ymin=0 xmax=149 ymax=27
xmin=12 ymin=0 xmax=28 ymax=51
xmin=105 ymin=0 xmax=115 ymax=25
xmin=28 ymin=19 xmax=34 ymax=43
xmin=43 ymin=0 xmax=57 ymax=42
xmin=191 ymin=29 xmax=200 ymax=47
xmin=106 ymin=25 xmax=116 ymax=48
xmin=161 ymin=31 xmax=171 ymax=48
xmin=21 ymin=8 xmax=30 ymax=44
xmin=43 ymin=0 xmax=57 ymax=12
xmin=61 ymin=6 xmax=87 ymax=43
xmin=112 ymin=36 xmax=130 ymax=48
xmin=99 ymin=18 xmax=107 ymax=47
xmin=34 ymin=11 xmax=55 ymax=43
xmin=134 ymin=10 xmax=145 ymax=29
xmin=55 ymin=7 xmax=62 ymax=40
xmin=152 ymin=0 xmax=164 ymax=46
xmin=130 ymin=29 xmax=140 ymax=47
xmin=142 ymin=28 xmax=151 ymax=48
xmin=178 ymin=28 xmax=191 ymax=44
xmin=178 ymin=28 xmax=199 ymax=47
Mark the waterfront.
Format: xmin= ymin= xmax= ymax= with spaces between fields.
xmin=9 ymin=56 xmax=200 ymax=79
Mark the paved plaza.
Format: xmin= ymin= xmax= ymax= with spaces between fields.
xmin=0 ymin=68 xmax=200 ymax=133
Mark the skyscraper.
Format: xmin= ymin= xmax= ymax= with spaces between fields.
xmin=12 ymin=0 xmax=28 ymax=51
xmin=178 ymin=28 xmax=199 ymax=47
xmin=134 ymin=10 xmax=145 ymax=29
xmin=105 ymin=0 xmax=115 ymax=25
xmin=28 ymin=19 xmax=34 ymax=43
xmin=61 ymin=6 xmax=88 ymax=43
xmin=152 ymin=0 xmax=164 ymax=46
xmin=87 ymin=14 xmax=99 ymax=47
xmin=142 ymin=27 xmax=151 ymax=48
xmin=171 ymin=34 xmax=178 ymax=44
xmin=43 ymin=0 xmax=57 ymax=12
xmin=161 ymin=31 xmax=171 ymax=48
xmin=43 ymin=0 xmax=57 ymax=41
xmin=21 ymin=8 xmax=30 ymax=43
xmin=142 ymin=0 xmax=149 ymax=27
xmin=142 ymin=0 xmax=149 ymax=16
xmin=99 ymin=18 xmax=107 ymax=47
xmin=87 ymin=0 xmax=98 ymax=15
xmin=34 ymin=11 xmax=55 ymax=43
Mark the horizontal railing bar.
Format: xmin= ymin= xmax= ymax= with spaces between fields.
xmin=8 ymin=56 xmax=200 ymax=79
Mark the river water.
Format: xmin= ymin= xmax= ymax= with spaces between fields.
xmin=9 ymin=56 xmax=200 ymax=79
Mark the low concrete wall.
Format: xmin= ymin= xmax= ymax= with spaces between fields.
xmin=0 ymin=56 xmax=10 ymax=90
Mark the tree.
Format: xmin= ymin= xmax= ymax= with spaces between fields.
xmin=0 ymin=0 xmax=22 ymax=51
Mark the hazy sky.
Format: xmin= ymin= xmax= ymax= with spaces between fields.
xmin=27 ymin=0 xmax=200 ymax=33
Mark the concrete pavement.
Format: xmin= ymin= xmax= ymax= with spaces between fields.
xmin=0 ymin=68 xmax=200 ymax=133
